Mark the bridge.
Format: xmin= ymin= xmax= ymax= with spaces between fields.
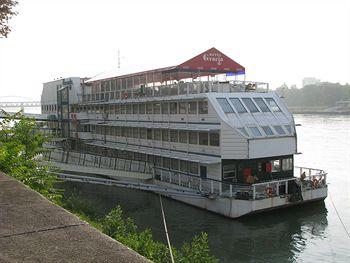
xmin=0 ymin=101 xmax=41 ymax=108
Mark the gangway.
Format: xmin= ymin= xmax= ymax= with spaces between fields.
xmin=56 ymin=173 xmax=203 ymax=198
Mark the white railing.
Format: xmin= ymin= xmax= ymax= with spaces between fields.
xmin=154 ymin=167 xmax=252 ymax=199
xmin=45 ymin=149 xmax=327 ymax=201
xmin=251 ymin=166 xmax=327 ymax=200
xmin=82 ymin=80 xmax=269 ymax=102
xmin=45 ymin=149 xmax=153 ymax=175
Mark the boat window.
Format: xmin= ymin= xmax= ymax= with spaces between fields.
xmin=120 ymin=104 xmax=125 ymax=114
xmin=179 ymin=102 xmax=187 ymax=114
xmin=189 ymin=131 xmax=198 ymax=144
xmin=265 ymin=98 xmax=281 ymax=112
xmin=132 ymin=127 xmax=139 ymax=138
xmin=161 ymin=102 xmax=169 ymax=114
xmin=154 ymin=156 xmax=162 ymax=166
xmin=282 ymin=158 xmax=293 ymax=171
xmin=154 ymin=129 xmax=162 ymax=140
xmin=127 ymin=127 xmax=133 ymax=137
xmin=273 ymin=125 xmax=286 ymax=135
xmin=121 ymin=127 xmax=127 ymax=137
xmin=285 ymin=125 xmax=293 ymax=134
xmin=179 ymin=131 xmax=188 ymax=143
xmin=189 ymin=162 xmax=198 ymax=175
xmin=271 ymin=160 xmax=280 ymax=172
xmin=229 ymin=98 xmax=247 ymax=113
xmin=188 ymin=101 xmax=197 ymax=114
xmin=198 ymin=100 xmax=208 ymax=114
xmin=170 ymin=130 xmax=178 ymax=142
xmin=171 ymin=158 xmax=179 ymax=170
xmin=249 ymin=127 xmax=262 ymax=137
xmin=126 ymin=104 xmax=132 ymax=114
xmin=199 ymin=132 xmax=209 ymax=145
xmin=147 ymin=129 xmax=153 ymax=140
xmin=180 ymin=160 xmax=188 ymax=173
xmin=139 ymin=103 xmax=145 ymax=114
xmin=162 ymin=129 xmax=169 ymax=141
xmin=242 ymin=98 xmax=259 ymax=113
xmin=140 ymin=128 xmax=147 ymax=139
xmin=209 ymin=132 xmax=220 ymax=146
xmin=116 ymin=126 xmax=121 ymax=136
xmin=132 ymin=104 xmax=138 ymax=114
xmin=262 ymin=126 xmax=274 ymax=136
xmin=162 ymin=157 xmax=170 ymax=169
xmin=146 ymin=103 xmax=153 ymax=114
xmin=170 ymin=102 xmax=178 ymax=114
xmin=253 ymin=98 xmax=270 ymax=112
xmin=217 ymin=98 xmax=234 ymax=113
xmin=237 ymin=128 xmax=249 ymax=137
xmin=153 ymin=102 xmax=160 ymax=114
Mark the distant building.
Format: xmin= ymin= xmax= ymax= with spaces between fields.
xmin=302 ymin=77 xmax=321 ymax=87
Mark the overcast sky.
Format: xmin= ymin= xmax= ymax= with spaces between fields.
xmin=0 ymin=0 xmax=349 ymax=101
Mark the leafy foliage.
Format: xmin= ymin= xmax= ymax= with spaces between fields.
xmin=0 ymin=110 xmax=62 ymax=203
xmin=63 ymin=194 xmax=218 ymax=263
xmin=0 ymin=0 xmax=18 ymax=38
xmin=100 ymin=205 xmax=218 ymax=263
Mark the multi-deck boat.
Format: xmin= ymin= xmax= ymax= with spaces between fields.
xmin=41 ymin=47 xmax=327 ymax=218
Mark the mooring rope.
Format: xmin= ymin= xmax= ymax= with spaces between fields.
xmin=329 ymin=190 xmax=350 ymax=239
xmin=159 ymin=194 xmax=175 ymax=263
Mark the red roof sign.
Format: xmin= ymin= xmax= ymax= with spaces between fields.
xmin=178 ymin=47 xmax=245 ymax=74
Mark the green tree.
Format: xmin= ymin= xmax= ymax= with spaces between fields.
xmin=0 ymin=110 xmax=62 ymax=203
xmin=0 ymin=0 xmax=18 ymax=38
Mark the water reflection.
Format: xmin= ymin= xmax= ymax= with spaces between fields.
xmin=61 ymin=181 xmax=328 ymax=263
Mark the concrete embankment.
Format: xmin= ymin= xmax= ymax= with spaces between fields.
xmin=0 ymin=172 xmax=149 ymax=262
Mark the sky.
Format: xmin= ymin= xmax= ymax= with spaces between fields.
xmin=0 ymin=0 xmax=349 ymax=101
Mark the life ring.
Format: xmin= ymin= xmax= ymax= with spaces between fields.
xmin=312 ymin=178 xmax=319 ymax=189
xmin=265 ymin=186 xmax=275 ymax=197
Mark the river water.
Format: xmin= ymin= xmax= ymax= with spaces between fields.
xmin=7 ymin=108 xmax=348 ymax=262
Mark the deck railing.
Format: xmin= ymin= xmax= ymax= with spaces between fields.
xmin=45 ymin=149 xmax=327 ymax=200
xmin=82 ymin=80 xmax=269 ymax=103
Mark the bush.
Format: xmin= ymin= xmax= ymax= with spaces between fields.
xmin=0 ymin=110 xmax=62 ymax=203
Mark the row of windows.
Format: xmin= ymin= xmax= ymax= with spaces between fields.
xmin=237 ymin=124 xmax=292 ymax=137
xmin=85 ymin=145 xmax=200 ymax=175
xmin=74 ymin=100 xmax=208 ymax=115
xmin=86 ymin=81 xmax=219 ymax=101
xmin=90 ymin=125 xmax=220 ymax=146
xmin=42 ymin=104 xmax=57 ymax=112
xmin=217 ymin=97 xmax=281 ymax=114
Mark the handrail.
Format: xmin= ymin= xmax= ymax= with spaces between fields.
xmin=45 ymin=148 xmax=327 ymax=200
xmin=82 ymin=80 xmax=270 ymax=102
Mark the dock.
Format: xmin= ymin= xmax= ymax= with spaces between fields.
xmin=0 ymin=172 xmax=149 ymax=262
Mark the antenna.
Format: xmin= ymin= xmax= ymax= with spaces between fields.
xmin=117 ymin=49 xmax=120 ymax=69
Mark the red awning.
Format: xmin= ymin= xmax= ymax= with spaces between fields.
xmin=86 ymin=47 xmax=245 ymax=83
xmin=178 ymin=47 xmax=245 ymax=74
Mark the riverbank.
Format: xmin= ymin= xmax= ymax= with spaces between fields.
xmin=0 ymin=172 xmax=149 ymax=262
xmin=289 ymin=107 xmax=350 ymax=115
